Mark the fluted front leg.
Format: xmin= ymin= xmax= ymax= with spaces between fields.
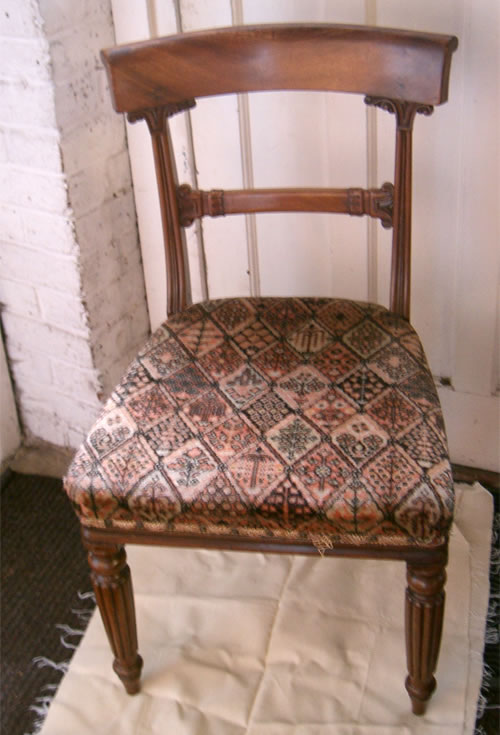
xmin=405 ymin=561 xmax=446 ymax=715
xmin=87 ymin=543 xmax=143 ymax=694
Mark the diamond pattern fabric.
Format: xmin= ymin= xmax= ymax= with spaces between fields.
xmin=64 ymin=298 xmax=453 ymax=547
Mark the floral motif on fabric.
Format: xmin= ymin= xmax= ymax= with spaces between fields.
xmin=64 ymin=297 xmax=454 ymax=546
xmin=343 ymin=320 xmax=392 ymax=358
xmin=276 ymin=366 xmax=328 ymax=409
xmin=267 ymin=416 xmax=321 ymax=463
xmin=211 ymin=298 xmax=255 ymax=334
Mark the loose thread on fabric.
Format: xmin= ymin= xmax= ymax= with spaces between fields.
xmin=309 ymin=533 xmax=334 ymax=556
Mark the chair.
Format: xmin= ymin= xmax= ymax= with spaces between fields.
xmin=64 ymin=24 xmax=458 ymax=715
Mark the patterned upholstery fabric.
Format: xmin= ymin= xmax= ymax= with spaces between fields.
xmin=64 ymin=298 xmax=453 ymax=547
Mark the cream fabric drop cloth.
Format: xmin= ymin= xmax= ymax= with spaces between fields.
xmin=39 ymin=483 xmax=492 ymax=734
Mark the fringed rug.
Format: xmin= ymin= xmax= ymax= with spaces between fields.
xmin=474 ymin=496 xmax=499 ymax=735
xmin=28 ymin=482 xmax=491 ymax=735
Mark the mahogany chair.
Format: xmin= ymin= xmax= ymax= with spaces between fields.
xmin=64 ymin=24 xmax=458 ymax=715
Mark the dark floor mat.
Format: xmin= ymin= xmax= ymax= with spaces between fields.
xmin=1 ymin=472 xmax=94 ymax=735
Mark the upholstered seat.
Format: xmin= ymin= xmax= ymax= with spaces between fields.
xmin=65 ymin=297 xmax=453 ymax=547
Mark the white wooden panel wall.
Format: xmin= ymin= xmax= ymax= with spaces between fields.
xmin=111 ymin=0 xmax=499 ymax=471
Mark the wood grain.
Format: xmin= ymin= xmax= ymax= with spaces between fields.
xmin=177 ymin=183 xmax=394 ymax=228
xmin=102 ymin=24 xmax=458 ymax=114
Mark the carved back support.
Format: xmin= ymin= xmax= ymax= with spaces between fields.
xmin=101 ymin=24 xmax=457 ymax=317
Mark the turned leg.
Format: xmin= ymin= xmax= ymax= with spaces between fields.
xmin=405 ymin=560 xmax=446 ymax=715
xmin=87 ymin=543 xmax=143 ymax=694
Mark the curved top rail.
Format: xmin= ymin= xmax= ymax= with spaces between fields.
xmin=101 ymin=24 xmax=458 ymax=114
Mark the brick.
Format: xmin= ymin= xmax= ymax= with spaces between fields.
xmin=48 ymin=21 xmax=114 ymax=85
xmin=0 ymin=165 xmax=68 ymax=212
xmin=92 ymin=316 xmax=136 ymax=391
xmin=7 ymin=347 xmax=52 ymax=386
xmin=84 ymin=273 xmax=146 ymax=334
xmin=0 ymin=0 xmax=151 ymax=451
xmin=106 ymin=149 xmax=133 ymax=194
xmin=0 ymin=205 xmax=24 ymax=243
xmin=0 ymin=129 xmax=6 ymax=163
xmin=23 ymin=210 xmax=76 ymax=253
xmin=53 ymin=68 xmax=110 ymax=133
xmin=2 ymin=313 xmax=94 ymax=368
xmin=0 ymin=38 xmax=51 ymax=84
xmin=80 ymin=240 xmax=123 ymax=292
xmin=119 ymin=232 xmax=145 ymax=277
xmin=79 ymin=228 xmax=142 ymax=292
xmin=0 ymin=241 xmax=81 ymax=293
xmin=60 ymin=116 xmax=126 ymax=176
xmin=5 ymin=126 xmax=62 ymax=171
xmin=21 ymin=408 xmax=71 ymax=448
xmin=38 ymin=0 xmax=111 ymax=37
xmin=21 ymin=403 xmax=96 ymax=448
xmin=32 ymin=390 xmax=100 ymax=431
xmin=0 ymin=0 xmax=44 ymax=38
xmin=129 ymin=304 xmax=150 ymax=342
xmin=0 ymin=80 xmax=56 ymax=128
xmin=66 ymin=149 xmax=131 ymax=216
xmin=74 ymin=190 xmax=137 ymax=253
xmin=0 ymin=278 xmax=40 ymax=319
xmin=50 ymin=358 xmax=101 ymax=403
xmin=37 ymin=287 xmax=89 ymax=332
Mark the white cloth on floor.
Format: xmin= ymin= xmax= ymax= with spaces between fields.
xmin=39 ymin=483 xmax=492 ymax=735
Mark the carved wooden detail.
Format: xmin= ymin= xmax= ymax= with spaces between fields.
xmin=177 ymin=184 xmax=225 ymax=227
xmin=87 ymin=543 xmax=143 ymax=694
xmin=364 ymin=97 xmax=433 ymax=130
xmin=177 ymin=183 xmax=394 ymax=228
xmin=347 ymin=182 xmax=394 ymax=228
xmin=127 ymin=99 xmax=196 ymax=128
xmin=405 ymin=562 xmax=447 ymax=715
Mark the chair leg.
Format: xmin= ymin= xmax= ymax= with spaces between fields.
xmin=87 ymin=543 xmax=143 ymax=694
xmin=405 ymin=560 xmax=446 ymax=715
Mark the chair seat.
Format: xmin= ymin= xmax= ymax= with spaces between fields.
xmin=65 ymin=297 xmax=453 ymax=547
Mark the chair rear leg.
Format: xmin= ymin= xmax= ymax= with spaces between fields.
xmin=87 ymin=542 xmax=143 ymax=694
xmin=405 ymin=559 xmax=446 ymax=715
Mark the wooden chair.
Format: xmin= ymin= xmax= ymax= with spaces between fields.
xmin=64 ymin=24 xmax=458 ymax=716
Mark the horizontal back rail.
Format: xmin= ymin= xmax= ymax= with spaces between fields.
xmin=177 ymin=183 xmax=394 ymax=228
xmin=102 ymin=24 xmax=458 ymax=115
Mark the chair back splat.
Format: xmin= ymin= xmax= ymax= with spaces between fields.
xmin=63 ymin=24 xmax=458 ymax=717
xmin=101 ymin=24 xmax=457 ymax=318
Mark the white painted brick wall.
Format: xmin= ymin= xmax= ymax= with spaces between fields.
xmin=0 ymin=0 xmax=149 ymax=449
xmin=49 ymin=0 xmax=150 ymax=401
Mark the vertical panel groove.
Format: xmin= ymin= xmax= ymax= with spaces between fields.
xmin=174 ymin=0 xmax=209 ymax=301
xmin=146 ymin=0 xmax=158 ymax=37
xmin=231 ymin=0 xmax=261 ymax=297
xmin=494 ymin=283 xmax=500 ymax=394
xmin=365 ymin=0 xmax=378 ymax=304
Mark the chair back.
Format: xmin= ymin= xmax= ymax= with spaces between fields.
xmin=101 ymin=24 xmax=458 ymax=318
